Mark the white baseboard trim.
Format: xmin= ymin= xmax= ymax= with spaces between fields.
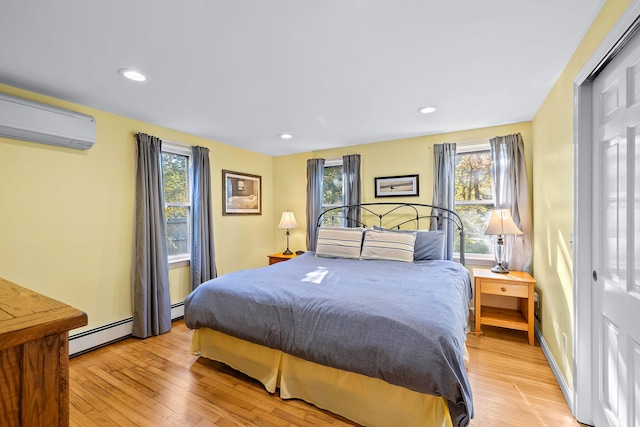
xmin=535 ymin=326 xmax=574 ymax=413
xmin=69 ymin=302 xmax=185 ymax=357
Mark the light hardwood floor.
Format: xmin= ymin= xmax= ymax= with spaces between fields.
xmin=69 ymin=320 xmax=583 ymax=426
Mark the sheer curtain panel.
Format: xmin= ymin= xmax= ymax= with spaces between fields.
xmin=306 ymin=158 xmax=325 ymax=251
xmin=133 ymin=133 xmax=171 ymax=338
xmin=490 ymin=133 xmax=532 ymax=272
xmin=191 ymin=146 xmax=217 ymax=291
xmin=431 ymin=143 xmax=457 ymax=260
xmin=342 ymin=154 xmax=361 ymax=227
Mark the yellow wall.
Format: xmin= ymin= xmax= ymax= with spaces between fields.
xmin=0 ymin=1 xmax=631 ymax=387
xmin=0 ymin=84 xmax=275 ymax=333
xmin=273 ymin=122 xmax=533 ymax=253
xmin=531 ymin=0 xmax=632 ymax=391
xmin=273 ymin=152 xmax=310 ymax=253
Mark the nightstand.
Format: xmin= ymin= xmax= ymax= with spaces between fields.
xmin=473 ymin=268 xmax=536 ymax=345
xmin=268 ymin=253 xmax=297 ymax=265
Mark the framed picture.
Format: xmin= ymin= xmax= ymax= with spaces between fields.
xmin=374 ymin=174 xmax=419 ymax=198
xmin=222 ymin=170 xmax=262 ymax=215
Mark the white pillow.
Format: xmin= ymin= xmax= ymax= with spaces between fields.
xmin=373 ymin=226 xmax=445 ymax=260
xmin=360 ymin=229 xmax=416 ymax=262
xmin=315 ymin=227 xmax=364 ymax=259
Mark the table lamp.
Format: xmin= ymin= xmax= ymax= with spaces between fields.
xmin=484 ymin=208 xmax=523 ymax=274
xmin=277 ymin=211 xmax=298 ymax=255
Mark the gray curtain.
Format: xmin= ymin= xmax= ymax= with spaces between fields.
xmin=133 ymin=133 xmax=171 ymax=338
xmin=490 ymin=133 xmax=532 ymax=272
xmin=191 ymin=146 xmax=217 ymax=291
xmin=306 ymin=158 xmax=325 ymax=251
xmin=342 ymin=154 xmax=361 ymax=227
xmin=431 ymin=143 xmax=457 ymax=260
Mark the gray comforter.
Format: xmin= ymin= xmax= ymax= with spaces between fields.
xmin=184 ymin=252 xmax=473 ymax=426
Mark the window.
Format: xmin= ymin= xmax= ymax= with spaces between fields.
xmin=321 ymin=158 xmax=343 ymax=227
xmin=454 ymin=142 xmax=494 ymax=258
xmin=161 ymin=143 xmax=192 ymax=262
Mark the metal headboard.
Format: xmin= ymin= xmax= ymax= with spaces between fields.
xmin=316 ymin=202 xmax=465 ymax=265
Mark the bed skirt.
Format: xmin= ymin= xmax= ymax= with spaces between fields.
xmin=191 ymin=328 xmax=455 ymax=427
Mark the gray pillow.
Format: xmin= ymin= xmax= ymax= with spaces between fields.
xmin=373 ymin=226 xmax=445 ymax=260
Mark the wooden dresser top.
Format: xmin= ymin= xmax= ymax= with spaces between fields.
xmin=0 ymin=277 xmax=87 ymax=350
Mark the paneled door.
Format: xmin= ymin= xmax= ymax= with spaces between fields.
xmin=592 ymin=28 xmax=640 ymax=427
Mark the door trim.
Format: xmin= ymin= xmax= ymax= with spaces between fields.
xmin=573 ymin=1 xmax=640 ymax=423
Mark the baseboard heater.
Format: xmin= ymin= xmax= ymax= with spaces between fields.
xmin=69 ymin=302 xmax=184 ymax=357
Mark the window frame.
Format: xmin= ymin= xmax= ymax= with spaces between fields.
xmin=321 ymin=157 xmax=344 ymax=227
xmin=161 ymin=141 xmax=193 ymax=265
xmin=454 ymin=140 xmax=495 ymax=265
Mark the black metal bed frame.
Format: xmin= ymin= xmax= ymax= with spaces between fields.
xmin=316 ymin=202 xmax=465 ymax=265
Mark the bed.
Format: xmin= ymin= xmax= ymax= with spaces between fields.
xmin=184 ymin=203 xmax=473 ymax=427
xmin=227 ymin=194 xmax=258 ymax=209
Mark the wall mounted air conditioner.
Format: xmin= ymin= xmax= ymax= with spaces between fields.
xmin=0 ymin=92 xmax=96 ymax=150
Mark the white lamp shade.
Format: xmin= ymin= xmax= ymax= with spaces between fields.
xmin=484 ymin=209 xmax=523 ymax=236
xmin=277 ymin=211 xmax=298 ymax=229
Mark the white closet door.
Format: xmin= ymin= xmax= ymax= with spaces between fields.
xmin=591 ymin=28 xmax=640 ymax=427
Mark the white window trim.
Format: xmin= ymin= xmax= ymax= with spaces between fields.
xmin=322 ymin=157 xmax=344 ymax=208
xmin=324 ymin=156 xmax=343 ymax=167
xmin=454 ymin=139 xmax=495 ymax=262
xmin=455 ymin=139 xmax=491 ymax=154
xmin=456 ymin=253 xmax=495 ymax=266
xmin=455 ymin=200 xmax=494 ymax=207
xmin=320 ymin=158 xmax=345 ymax=226
xmin=162 ymin=141 xmax=193 ymax=266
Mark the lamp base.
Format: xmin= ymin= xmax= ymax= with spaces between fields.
xmin=491 ymin=263 xmax=509 ymax=274
xmin=282 ymin=229 xmax=293 ymax=255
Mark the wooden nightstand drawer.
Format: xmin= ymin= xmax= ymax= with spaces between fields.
xmin=480 ymin=281 xmax=528 ymax=298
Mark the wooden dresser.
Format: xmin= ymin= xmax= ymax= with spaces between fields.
xmin=0 ymin=277 xmax=88 ymax=427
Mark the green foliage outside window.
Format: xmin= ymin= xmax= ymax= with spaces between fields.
xmin=162 ymin=152 xmax=189 ymax=256
xmin=455 ymin=151 xmax=492 ymax=202
xmin=322 ymin=165 xmax=343 ymax=227
xmin=162 ymin=153 xmax=187 ymax=205
xmin=454 ymin=150 xmax=494 ymax=255
xmin=323 ymin=165 xmax=343 ymax=205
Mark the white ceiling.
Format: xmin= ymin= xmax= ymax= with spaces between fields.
xmin=0 ymin=1 xmax=606 ymax=156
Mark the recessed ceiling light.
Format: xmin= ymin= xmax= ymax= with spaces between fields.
xmin=417 ymin=106 xmax=437 ymax=114
xmin=118 ymin=68 xmax=146 ymax=82
xmin=280 ymin=133 xmax=292 ymax=139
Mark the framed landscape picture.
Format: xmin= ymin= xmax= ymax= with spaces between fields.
xmin=222 ymin=170 xmax=262 ymax=215
xmin=374 ymin=174 xmax=419 ymax=198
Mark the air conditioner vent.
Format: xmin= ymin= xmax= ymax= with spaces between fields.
xmin=0 ymin=92 xmax=96 ymax=150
